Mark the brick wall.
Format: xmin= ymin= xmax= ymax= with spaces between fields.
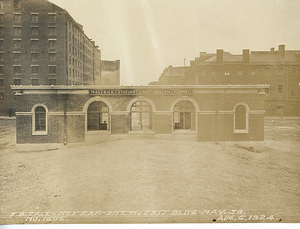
xmin=111 ymin=114 xmax=129 ymax=134
xmin=66 ymin=115 xmax=85 ymax=143
xmin=154 ymin=113 xmax=172 ymax=134
xmin=198 ymin=114 xmax=216 ymax=141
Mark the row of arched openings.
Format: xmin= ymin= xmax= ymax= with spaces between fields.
xmin=32 ymin=102 xmax=248 ymax=133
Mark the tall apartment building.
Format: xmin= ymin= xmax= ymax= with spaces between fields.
xmin=0 ymin=0 xmax=119 ymax=116
xmin=153 ymin=45 xmax=300 ymax=117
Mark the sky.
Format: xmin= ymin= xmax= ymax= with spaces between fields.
xmin=49 ymin=0 xmax=300 ymax=86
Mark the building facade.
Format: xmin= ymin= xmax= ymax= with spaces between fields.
xmin=12 ymin=85 xmax=268 ymax=151
xmin=154 ymin=45 xmax=300 ymax=117
xmin=149 ymin=65 xmax=190 ymax=85
xmin=0 ymin=0 xmax=119 ymax=116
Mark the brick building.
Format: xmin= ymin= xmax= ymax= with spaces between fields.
xmin=0 ymin=0 xmax=119 ymax=116
xmin=11 ymin=84 xmax=268 ymax=151
xmin=153 ymin=45 xmax=300 ymax=117
xmin=149 ymin=65 xmax=190 ymax=85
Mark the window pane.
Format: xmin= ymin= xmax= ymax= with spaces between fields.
xmin=31 ymin=79 xmax=38 ymax=85
xmin=235 ymin=105 xmax=246 ymax=130
xmin=14 ymin=66 xmax=21 ymax=74
xmin=31 ymin=53 xmax=38 ymax=61
xmin=14 ymin=53 xmax=21 ymax=61
xmin=131 ymin=113 xmax=141 ymax=130
xmin=31 ymin=40 xmax=38 ymax=49
xmin=31 ymin=27 xmax=38 ymax=35
xmin=87 ymin=101 xmax=109 ymax=131
xmin=14 ymin=40 xmax=21 ymax=49
xmin=31 ymin=66 xmax=38 ymax=74
xmin=49 ymin=66 xmax=56 ymax=74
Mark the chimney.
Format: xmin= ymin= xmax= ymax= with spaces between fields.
xmin=270 ymin=47 xmax=275 ymax=52
xmin=217 ymin=49 xmax=223 ymax=63
xmin=278 ymin=45 xmax=285 ymax=58
xmin=243 ymin=49 xmax=250 ymax=64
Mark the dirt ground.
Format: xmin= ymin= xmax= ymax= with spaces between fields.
xmin=0 ymin=117 xmax=299 ymax=224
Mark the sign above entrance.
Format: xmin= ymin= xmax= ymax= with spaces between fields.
xmin=89 ymin=89 xmax=192 ymax=96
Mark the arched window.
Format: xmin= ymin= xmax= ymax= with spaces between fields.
xmin=130 ymin=101 xmax=152 ymax=131
xmin=35 ymin=106 xmax=46 ymax=131
xmin=173 ymin=101 xmax=195 ymax=130
xmin=235 ymin=105 xmax=247 ymax=131
xmin=87 ymin=101 xmax=109 ymax=131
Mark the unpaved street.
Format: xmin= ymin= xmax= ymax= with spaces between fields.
xmin=0 ymin=118 xmax=300 ymax=224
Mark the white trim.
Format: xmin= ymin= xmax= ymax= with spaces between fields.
xmin=218 ymin=111 xmax=234 ymax=114
xmin=198 ymin=111 xmax=216 ymax=114
xmin=111 ymin=111 xmax=129 ymax=115
xmin=126 ymin=96 xmax=157 ymax=112
xmin=16 ymin=112 xmax=33 ymax=115
xmin=154 ymin=111 xmax=173 ymax=114
xmin=31 ymin=104 xmax=48 ymax=136
xmin=233 ymin=102 xmax=249 ymax=134
xmin=248 ymin=110 xmax=265 ymax=114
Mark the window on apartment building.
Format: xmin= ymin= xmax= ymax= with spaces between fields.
xmin=49 ymin=40 xmax=56 ymax=49
xmin=278 ymin=84 xmax=283 ymax=94
xmin=224 ymin=68 xmax=230 ymax=76
xmin=234 ymin=104 xmax=248 ymax=132
xmin=264 ymin=67 xmax=270 ymax=75
xmin=49 ymin=53 xmax=56 ymax=61
xmin=0 ymin=14 xmax=3 ymax=23
xmin=48 ymin=14 xmax=56 ymax=23
xmin=278 ymin=67 xmax=283 ymax=75
xmin=277 ymin=104 xmax=284 ymax=114
xmin=0 ymin=53 xmax=3 ymax=61
xmin=174 ymin=101 xmax=195 ymax=130
xmin=31 ymin=53 xmax=38 ymax=61
xmin=0 ymin=78 xmax=3 ymax=87
xmin=0 ymin=92 xmax=3 ymax=100
xmin=0 ymin=27 xmax=3 ymax=35
xmin=31 ymin=14 xmax=38 ymax=23
xmin=0 ymin=1 xmax=3 ymax=10
xmin=0 ymin=65 xmax=3 ymax=74
xmin=49 ymin=27 xmax=56 ymax=35
xmin=13 ymin=14 xmax=21 ymax=23
xmin=0 ymin=40 xmax=3 ymax=48
xmin=14 ymin=53 xmax=21 ymax=61
xmin=14 ymin=66 xmax=21 ymax=74
xmin=69 ymin=32 xmax=71 ymax=41
xmin=31 ymin=79 xmax=39 ymax=86
xmin=31 ymin=65 xmax=38 ymax=74
xmin=34 ymin=106 xmax=47 ymax=132
xmin=13 ymin=78 xmax=21 ymax=85
xmin=237 ymin=68 xmax=242 ymax=75
xmin=13 ymin=27 xmax=21 ymax=35
xmin=69 ymin=68 xmax=71 ymax=76
xmin=31 ymin=40 xmax=38 ymax=49
xmin=48 ymin=79 xmax=56 ymax=86
xmin=290 ymin=67 xmax=296 ymax=75
xmin=290 ymin=84 xmax=297 ymax=98
xmin=87 ymin=101 xmax=109 ymax=131
xmin=13 ymin=40 xmax=21 ymax=49
xmin=14 ymin=0 xmax=21 ymax=9
xmin=250 ymin=68 xmax=256 ymax=75
xmin=31 ymin=27 xmax=38 ymax=35
xmin=49 ymin=65 xmax=56 ymax=74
